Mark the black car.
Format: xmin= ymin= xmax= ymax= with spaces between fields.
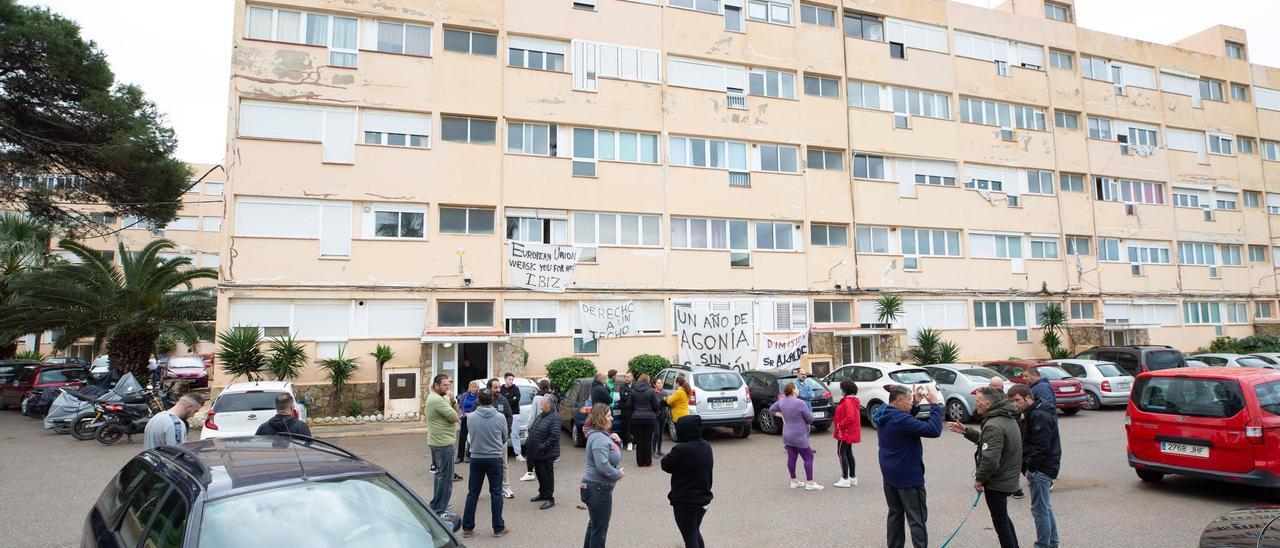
xmin=559 ymin=377 xmax=594 ymax=447
xmin=741 ymin=370 xmax=834 ymax=435
xmin=84 ymin=436 xmax=462 ymax=547
xmin=1074 ymin=345 xmax=1187 ymax=377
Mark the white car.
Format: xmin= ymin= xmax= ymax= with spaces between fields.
xmin=1048 ymin=359 xmax=1135 ymax=409
xmin=822 ymin=362 xmax=941 ymax=428
xmin=201 ymin=381 xmax=310 ymax=439
xmin=1189 ymin=353 xmax=1276 ymax=369
xmin=509 ymin=377 xmax=539 ymax=444
xmin=1248 ymin=353 xmax=1280 ymax=368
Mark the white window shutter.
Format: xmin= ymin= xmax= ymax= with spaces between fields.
xmin=572 ymin=41 xmax=598 ymax=92
xmin=791 ymin=302 xmax=808 ymax=330
xmin=598 ymin=44 xmax=620 ymax=78
xmin=619 ymin=47 xmax=639 ymax=80
xmin=640 ymin=50 xmax=660 ymax=82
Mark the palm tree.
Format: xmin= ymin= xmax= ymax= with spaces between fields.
xmin=217 ymin=326 xmax=265 ymax=382
xmin=370 ymin=344 xmax=394 ymax=412
xmin=319 ymin=345 xmax=360 ymax=411
xmin=874 ymin=293 xmax=904 ymax=327
xmin=0 ymin=239 xmax=216 ymax=380
xmin=908 ymin=328 xmax=943 ymax=365
xmin=1039 ymin=303 xmax=1071 ymax=359
xmin=0 ymin=213 xmax=53 ymax=358
xmin=268 ymin=333 xmax=308 ymax=381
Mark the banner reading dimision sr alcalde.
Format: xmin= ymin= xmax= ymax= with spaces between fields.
xmin=675 ymin=306 xmax=755 ymax=372
xmin=507 ymin=241 xmax=580 ymax=293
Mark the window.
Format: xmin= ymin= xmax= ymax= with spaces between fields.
xmin=890 ymin=42 xmax=905 ymax=59
xmin=973 ymin=301 xmax=1028 ymax=329
xmin=1060 ymin=173 xmax=1084 ymax=193
xmin=1014 ymin=105 xmax=1047 ymax=131
xmin=1231 ymin=83 xmax=1249 ymax=102
xmin=373 ymin=20 xmax=432 ymax=57
xmin=1044 ymin=1 xmax=1071 ymax=21
xmin=506 ymin=213 xmax=567 ymax=244
xmin=1049 ymin=50 xmax=1073 ymax=70
xmin=852 ymin=153 xmax=885 ymax=179
xmin=1054 ymin=110 xmax=1079 ymax=129
xmin=572 ymin=128 xmax=659 ymax=176
xmin=507 ymin=36 xmax=566 ymax=72
xmin=803 ymin=75 xmax=840 ymax=98
xmin=507 ymin=301 xmax=561 ymax=336
xmin=757 ymin=144 xmax=800 ymax=173
xmin=1095 ymin=177 xmax=1164 ymax=205
xmin=166 ymin=216 xmax=198 ymax=231
xmin=363 ymin=110 xmax=430 ymax=148
xmin=847 ymin=81 xmax=882 ymax=109
xmin=1249 ymin=245 xmax=1267 ymax=263
xmin=1257 ymin=301 xmax=1274 ymax=319
xmin=810 ymin=223 xmax=849 ymax=246
xmin=572 ymin=211 xmax=662 ymax=252
xmin=573 ymin=40 xmax=662 ymax=91
xmin=1267 ymin=141 xmax=1280 ymax=161
xmin=668 ymin=136 xmax=748 ymax=171
xmin=669 ymin=0 xmax=721 ymax=14
xmin=1087 ymin=117 xmax=1112 ymax=140
xmin=1239 ymin=137 xmax=1257 ymax=155
xmin=1172 ymin=187 xmax=1203 ymax=209
xmin=1127 ymin=126 xmax=1159 ymax=148
xmin=1097 ymin=238 xmax=1122 ymax=262
xmin=1030 ymin=238 xmax=1059 ymax=259
xmin=202 ymin=217 xmax=222 ymax=232
xmin=1070 ymin=301 xmax=1095 ymax=320
xmin=1220 ymin=244 xmax=1243 ymax=266
xmin=116 ymin=472 xmax=173 ymax=547
xmin=507 ymin=317 xmax=557 ymax=335
xmin=892 ymin=87 xmax=951 ymax=120
xmin=443 ymin=28 xmax=497 ymax=56
xmin=1225 ymin=41 xmax=1245 ymax=60
xmin=969 ymin=233 xmax=1022 ymax=259
xmin=1177 ymin=242 xmax=1218 ymax=266
xmin=964 ymin=178 xmax=1003 ymax=192
xmin=244 ymin=7 xmax=358 ymax=67
xmin=438 ymin=301 xmax=494 ymax=327
xmin=1081 ymin=56 xmax=1109 ymax=81
xmin=959 ymin=97 xmax=1009 ymax=128
xmin=439 ymin=207 xmax=495 ymax=235
xmin=748 ymin=68 xmax=796 ymax=99
xmin=748 ymin=0 xmax=792 ymax=24
xmin=1216 ymin=194 xmax=1238 ymax=211
xmin=440 ymin=116 xmax=496 ymax=144
xmin=900 ymin=228 xmax=961 ymax=257
xmin=204 ymin=182 xmax=224 ymax=195
xmin=814 ymin=301 xmax=852 ymax=323
xmin=755 ymin=221 xmax=799 ymax=251
xmin=855 ymin=225 xmax=891 ymax=254
xmin=1183 ymin=302 xmax=1222 ymax=324
xmin=670 ymin=217 xmax=751 ymax=267
xmin=843 ymin=11 xmax=884 ymax=41
xmin=1065 ymin=236 xmax=1090 ymax=256
xmin=1126 ymin=241 xmax=1171 ymax=265
xmin=800 ymin=3 xmax=835 ymax=26
xmin=1200 ymin=78 xmax=1225 ymax=102
xmin=235 ymin=197 xmax=352 ymax=257
xmin=369 ymin=206 xmax=425 ymax=239
xmin=1245 ymin=191 xmax=1261 ymax=208
xmin=724 ymin=3 xmax=744 ymax=31
xmin=238 ymin=99 xmax=356 ymax=163
xmin=1208 ymin=133 xmax=1234 ymax=156
xmin=1026 ymin=170 xmax=1054 ymax=195
xmin=507 ymin=121 xmax=557 ymax=156
xmin=806 ymin=148 xmax=844 ymax=171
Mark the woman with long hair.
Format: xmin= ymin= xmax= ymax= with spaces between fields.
xmin=626 ymin=374 xmax=660 ymax=467
xmin=770 ymin=381 xmax=821 ymax=491
xmin=581 ymin=403 xmax=624 ymax=547
xmin=667 ymin=375 xmax=691 ymax=424
xmin=832 ymin=379 xmax=862 ymax=488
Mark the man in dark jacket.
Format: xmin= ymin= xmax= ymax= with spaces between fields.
xmin=948 ymin=387 xmax=1022 ymax=548
xmin=874 ymin=385 xmax=942 ymax=548
xmin=487 ymin=378 xmax=516 ymax=499
xmin=590 ymin=373 xmax=612 ymax=408
xmin=500 ymin=373 xmax=524 ymax=460
xmin=661 ymin=415 xmax=713 ymax=548
xmin=1010 ymin=384 xmax=1061 ymax=548
xmin=1025 ymin=367 xmax=1056 ymax=408
xmin=525 ymin=394 xmax=561 ymax=509
xmin=255 ymin=393 xmax=312 ymax=437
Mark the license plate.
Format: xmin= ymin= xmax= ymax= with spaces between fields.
xmin=1118 ymin=383 xmax=1131 ymax=390
xmin=812 ymin=411 xmax=827 ymax=419
xmin=1057 ymin=386 xmax=1073 ymax=393
xmin=711 ymin=402 xmax=735 ymax=409
xmin=1161 ymin=441 xmax=1210 ymax=458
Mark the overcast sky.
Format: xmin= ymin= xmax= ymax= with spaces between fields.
xmin=22 ymin=0 xmax=1279 ymax=165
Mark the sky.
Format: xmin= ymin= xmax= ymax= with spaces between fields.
xmin=21 ymin=0 xmax=1279 ymax=166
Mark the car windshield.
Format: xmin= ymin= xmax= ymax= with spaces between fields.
xmin=961 ymin=368 xmax=1001 ymax=382
xmin=1035 ymin=366 xmax=1072 ymax=380
xmin=1135 ymin=377 xmax=1245 ymax=418
xmin=694 ymin=372 xmax=743 ymax=391
xmin=1237 ymin=357 xmax=1274 ymax=369
xmin=214 ymin=391 xmax=283 ymax=412
xmin=775 ymin=378 xmax=826 ymax=391
xmin=1145 ymin=350 xmax=1184 ymax=370
xmin=889 ymin=370 xmax=933 ymax=384
xmin=1095 ymin=363 xmax=1127 ymax=377
xmin=198 ymin=473 xmax=453 ymax=548
xmin=38 ymin=368 xmax=88 ymax=383
xmin=169 ymin=358 xmax=204 ymax=369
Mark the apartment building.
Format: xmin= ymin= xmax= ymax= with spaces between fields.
xmin=217 ymin=0 xmax=1280 ymax=399
xmin=14 ymin=163 xmax=225 ymax=360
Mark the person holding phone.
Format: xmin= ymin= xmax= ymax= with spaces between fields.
xmin=874 ymin=384 xmax=942 ymax=548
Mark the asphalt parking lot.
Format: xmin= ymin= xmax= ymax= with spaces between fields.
xmin=1 ymin=407 xmax=1273 ymax=547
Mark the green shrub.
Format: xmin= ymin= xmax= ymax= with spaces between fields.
xmin=217 ymin=327 xmax=265 ymax=382
xmin=546 ymin=357 xmax=596 ymax=393
xmin=153 ymin=334 xmax=176 ymax=357
xmin=14 ymin=350 xmax=46 ymax=361
xmin=346 ymin=400 xmax=365 ymax=417
xmin=627 ymin=354 xmax=669 ymax=381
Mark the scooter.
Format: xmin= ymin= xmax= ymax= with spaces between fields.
xmin=92 ymin=389 xmax=170 ymax=446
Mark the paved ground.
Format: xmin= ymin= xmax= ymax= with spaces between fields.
xmin=1 ymin=407 xmax=1274 ymax=547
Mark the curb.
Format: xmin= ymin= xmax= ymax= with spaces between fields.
xmin=312 ymin=423 xmax=429 ymax=439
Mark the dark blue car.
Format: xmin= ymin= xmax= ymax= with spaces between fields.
xmin=84 ymin=435 xmax=462 ymax=547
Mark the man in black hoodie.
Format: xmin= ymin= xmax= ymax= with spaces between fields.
xmin=661 ymin=415 xmax=713 ymax=548
xmin=1010 ymin=384 xmax=1061 ymax=548
xmin=255 ymin=393 xmax=312 ymax=437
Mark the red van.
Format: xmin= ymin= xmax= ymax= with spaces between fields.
xmin=1125 ymin=367 xmax=1280 ymax=488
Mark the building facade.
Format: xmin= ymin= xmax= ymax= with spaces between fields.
xmin=217 ymin=0 xmax=1280 ymax=399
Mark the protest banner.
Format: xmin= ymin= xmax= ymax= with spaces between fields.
xmin=578 ymin=301 xmax=637 ymax=342
xmin=675 ymin=306 xmax=755 ymax=371
xmin=756 ymin=330 xmax=810 ymax=370
xmin=507 ymin=241 xmax=580 ymax=293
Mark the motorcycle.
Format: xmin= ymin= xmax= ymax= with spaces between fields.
xmin=94 ymin=389 xmax=169 ymax=446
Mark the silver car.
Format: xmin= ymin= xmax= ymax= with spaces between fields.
xmin=1192 ymin=353 xmax=1277 ymax=369
xmin=655 ymin=366 xmax=753 ymax=439
xmin=923 ymin=364 xmax=1008 ymax=423
xmin=1049 ymin=359 xmax=1134 ymax=410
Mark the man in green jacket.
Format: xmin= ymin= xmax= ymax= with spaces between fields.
xmin=947 ymin=386 xmax=1022 ymax=548
xmin=427 ymin=374 xmax=461 ymax=516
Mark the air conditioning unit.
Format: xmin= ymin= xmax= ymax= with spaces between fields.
xmin=1001 ymin=129 xmax=1016 ymax=141
xmin=1124 ymin=203 xmax=1137 ymax=215
xmin=1130 ymin=263 xmax=1143 ymax=276
xmin=1203 ymin=208 xmax=1215 ymax=221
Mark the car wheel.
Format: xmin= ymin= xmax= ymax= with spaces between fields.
xmin=1084 ymin=391 xmax=1102 ymax=411
xmin=0 ymin=397 xmax=9 ymax=411
xmin=668 ymin=418 xmax=679 ymax=440
xmin=733 ymin=424 xmax=751 ymax=438
xmin=1136 ymin=469 xmax=1164 ymax=483
xmin=20 ymin=396 xmax=31 ymax=417
xmin=757 ymin=408 xmax=778 ymax=435
xmin=866 ymin=402 xmax=884 ymax=429
xmin=70 ymin=413 xmax=99 ymax=441
xmin=946 ymin=399 xmax=971 ymax=423
xmin=571 ymin=421 xmax=584 ymax=448
xmin=1062 ymin=408 xmax=1081 ymax=416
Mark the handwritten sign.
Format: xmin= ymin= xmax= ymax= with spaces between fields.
xmin=675 ymin=307 xmax=755 ymax=372
xmin=507 ymin=241 xmax=580 ymax=293
xmin=757 ymin=330 xmax=809 ymax=370
xmin=579 ymin=301 xmax=637 ymax=342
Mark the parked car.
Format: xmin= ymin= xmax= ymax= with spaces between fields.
xmin=1050 ymin=359 xmax=1136 ymax=410
xmin=1250 ymin=353 xmax=1280 ymax=367
xmin=0 ymin=364 xmax=88 ymax=411
xmin=983 ymin=361 xmax=1087 ymax=415
xmin=163 ymin=356 xmax=210 ymax=389
xmin=923 ymin=364 xmax=1009 ymax=423
xmin=510 ymin=377 xmax=538 ymax=445
xmin=1190 ymin=353 xmax=1276 ymax=369
xmin=1074 ymin=345 xmax=1187 ymax=378
xmin=822 ymin=362 xmax=941 ymax=427
xmin=558 ymin=377 xmax=595 ymax=447
xmin=1198 ymin=506 xmax=1280 ymax=547
xmin=0 ymin=359 xmax=40 ymax=386
xmin=1186 ymin=359 xmax=1209 ymax=368
xmin=201 ymin=381 xmax=309 ymax=439
xmin=199 ymin=353 xmax=215 ymax=368
xmin=83 ymin=436 xmax=462 ymax=547
xmin=1125 ymin=366 xmax=1280 ymax=489
xmin=654 ymin=366 xmax=753 ymax=439
xmin=742 ymin=369 xmax=831 ymax=434
xmin=90 ymin=355 xmax=112 ymax=382
xmin=43 ymin=356 xmax=89 ymax=368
